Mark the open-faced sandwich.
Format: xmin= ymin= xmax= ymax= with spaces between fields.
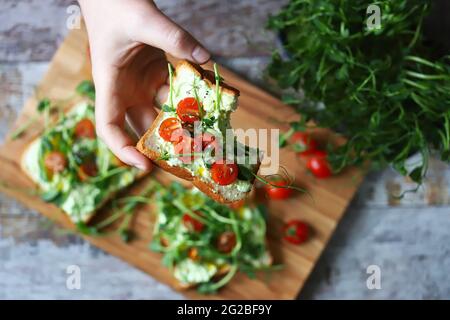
xmin=21 ymin=101 xmax=143 ymax=224
xmin=137 ymin=61 xmax=261 ymax=205
xmin=150 ymin=182 xmax=274 ymax=293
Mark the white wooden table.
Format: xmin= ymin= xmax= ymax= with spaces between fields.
xmin=1 ymin=0 xmax=449 ymax=299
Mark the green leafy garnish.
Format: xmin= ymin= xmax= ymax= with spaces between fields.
xmin=76 ymin=80 xmax=95 ymax=100
xmin=267 ymin=0 xmax=450 ymax=186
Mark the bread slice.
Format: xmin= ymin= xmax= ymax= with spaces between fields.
xmin=152 ymin=184 xmax=273 ymax=291
xmin=20 ymin=101 xmax=145 ymax=224
xmin=137 ymin=61 xmax=261 ymax=204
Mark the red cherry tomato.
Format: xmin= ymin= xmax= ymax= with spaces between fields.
xmin=211 ymin=162 xmax=239 ymax=186
xmin=160 ymin=237 xmax=170 ymax=247
xmin=306 ymin=150 xmax=332 ymax=178
xmin=265 ymin=179 xmax=293 ymax=200
xmin=216 ymin=231 xmax=237 ymax=253
xmin=177 ymin=97 xmax=201 ymax=124
xmin=291 ymin=131 xmax=317 ymax=156
xmin=78 ymin=160 xmax=98 ymax=181
xmin=159 ymin=117 xmax=183 ymax=142
xmin=283 ymin=220 xmax=309 ymax=245
xmin=182 ymin=212 xmax=205 ymax=232
xmin=74 ymin=118 xmax=96 ymax=139
xmin=44 ymin=151 xmax=67 ymax=174
xmin=173 ymin=132 xmax=194 ymax=164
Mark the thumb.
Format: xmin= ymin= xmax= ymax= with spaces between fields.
xmin=134 ymin=7 xmax=210 ymax=64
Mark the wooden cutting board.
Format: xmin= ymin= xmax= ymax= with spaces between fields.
xmin=0 ymin=26 xmax=364 ymax=299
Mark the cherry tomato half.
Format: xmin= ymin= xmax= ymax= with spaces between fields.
xmin=216 ymin=231 xmax=237 ymax=253
xmin=265 ymin=179 xmax=293 ymax=200
xmin=74 ymin=118 xmax=96 ymax=139
xmin=290 ymin=131 xmax=318 ymax=156
xmin=158 ymin=117 xmax=182 ymax=142
xmin=306 ymin=150 xmax=332 ymax=178
xmin=227 ymin=199 xmax=246 ymax=210
xmin=283 ymin=220 xmax=309 ymax=245
xmin=173 ymin=132 xmax=194 ymax=164
xmin=177 ymin=97 xmax=201 ymax=124
xmin=182 ymin=212 xmax=205 ymax=232
xmin=211 ymin=162 xmax=239 ymax=186
xmin=44 ymin=151 xmax=67 ymax=174
xmin=193 ymin=132 xmax=221 ymax=157
xmin=78 ymin=160 xmax=98 ymax=181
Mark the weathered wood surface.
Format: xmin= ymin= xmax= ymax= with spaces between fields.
xmin=1 ymin=0 xmax=450 ymax=300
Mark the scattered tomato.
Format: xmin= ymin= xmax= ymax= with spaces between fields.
xmin=177 ymin=97 xmax=201 ymax=124
xmin=216 ymin=231 xmax=237 ymax=253
xmin=78 ymin=160 xmax=98 ymax=181
xmin=159 ymin=117 xmax=182 ymax=142
xmin=182 ymin=212 xmax=205 ymax=232
xmin=291 ymin=131 xmax=318 ymax=156
xmin=265 ymin=179 xmax=293 ymax=200
xmin=283 ymin=220 xmax=309 ymax=245
xmin=44 ymin=151 xmax=67 ymax=174
xmin=74 ymin=118 xmax=96 ymax=139
xmin=306 ymin=150 xmax=332 ymax=178
xmin=211 ymin=162 xmax=239 ymax=186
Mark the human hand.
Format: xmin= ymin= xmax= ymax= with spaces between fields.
xmin=78 ymin=0 xmax=210 ymax=170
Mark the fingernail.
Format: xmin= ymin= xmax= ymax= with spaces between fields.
xmin=192 ymin=45 xmax=210 ymax=64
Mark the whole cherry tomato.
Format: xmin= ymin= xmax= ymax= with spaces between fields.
xmin=265 ymin=179 xmax=293 ymax=200
xmin=177 ymin=97 xmax=201 ymax=124
xmin=290 ymin=131 xmax=318 ymax=156
xmin=306 ymin=150 xmax=332 ymax=178
xmin=211 ymin=162 xmax=239 ymax=186
xmin=283 ymin=220 xmax=309 ymax=245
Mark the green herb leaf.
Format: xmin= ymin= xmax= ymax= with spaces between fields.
xmin=37 ymin=98 xmax=51 ymax=113
xmin=76 ymin=80 xmax=95 ymax=100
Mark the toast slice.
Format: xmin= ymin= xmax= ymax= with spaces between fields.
xmin=151 ymin=182 xmax=273 ymax=292
xmin=21 ymin=101 xmax=145 ymax=224
xmin=137 ymin=61 xmax=261 ymax=204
